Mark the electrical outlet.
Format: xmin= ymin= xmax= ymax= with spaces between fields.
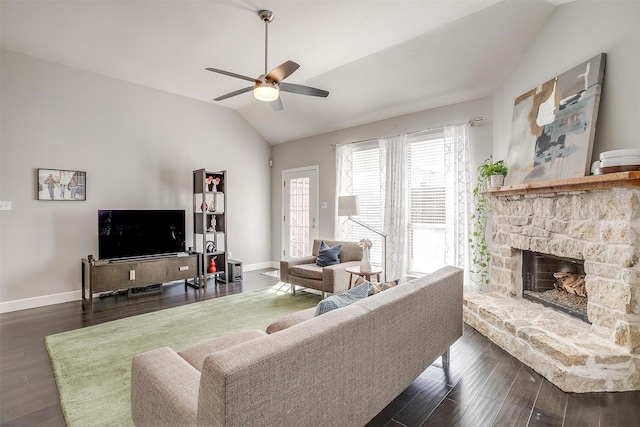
xmin=0 ymin=201 xmax=11 ymax=211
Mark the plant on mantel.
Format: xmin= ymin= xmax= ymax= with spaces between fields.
xmin=470 ymin=156 xmax=508 ymax=288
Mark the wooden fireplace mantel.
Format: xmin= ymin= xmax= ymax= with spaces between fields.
xmin=484 ymin=171 xmax=640 ymax=197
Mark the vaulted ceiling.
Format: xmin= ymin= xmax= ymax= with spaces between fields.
xmin=1 ymin=1 xmax=567 ymax=144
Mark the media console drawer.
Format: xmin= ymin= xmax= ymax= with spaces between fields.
xmin=166 ymin=256 xmax=198 ymax=281
xmin=82 ymin=254 xmax=198 ymax=310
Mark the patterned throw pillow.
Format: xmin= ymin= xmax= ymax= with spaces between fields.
xmin=353 ymin=276 xmax=400 ymax=296
xmin=315 ymin=282 xmax=370 ymax=316
xmin=315 ymin=241 xmax=342 ymax=267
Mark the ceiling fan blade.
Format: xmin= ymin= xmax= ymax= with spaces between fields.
xmin=266 ymin=61 xmax=300 ymax=83
xmin=214 ymin=86 xmax=253 ymax=101
xmin=280 ymin=83 xmax=329 ymax=98
xmin=206 ymin=68 xmax=256 ymax=83
xmin=269 ymin=97 xmax=284 ymax=112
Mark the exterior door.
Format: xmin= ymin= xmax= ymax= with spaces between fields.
xmin=282 ymin=166 xmax=318 ymax=259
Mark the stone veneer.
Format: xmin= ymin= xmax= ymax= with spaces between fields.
xmin=463 ymin=184 xmax=640 ymax=392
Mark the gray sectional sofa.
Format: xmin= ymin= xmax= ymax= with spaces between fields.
xmin=131 ymin=266 xmax=463 ymax=427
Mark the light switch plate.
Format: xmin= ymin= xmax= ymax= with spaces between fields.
xmin=321 ymin=202 xmax=328 ymax=209
xmin=0 ymin=201 xmax=11 ymax=211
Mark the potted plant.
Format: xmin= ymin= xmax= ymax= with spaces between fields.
xmin=469 ymin=156 xmax=508 ymax=289
xmin=478 ymin=157 xmax=508 ymax=187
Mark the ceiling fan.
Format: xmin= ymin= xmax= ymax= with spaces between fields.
xmin=206 ymin=10 xmax=329 ymax=111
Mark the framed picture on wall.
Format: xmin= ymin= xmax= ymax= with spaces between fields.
xmin=37 ymin=168 xmax=87 ymax=201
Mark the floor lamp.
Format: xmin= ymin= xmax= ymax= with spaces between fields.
xmin=338 ymin=195 xmax=387 ymax=280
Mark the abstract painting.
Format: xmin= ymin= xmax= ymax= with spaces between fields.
xmin=505 ymin=53 xmax=606 ymax=185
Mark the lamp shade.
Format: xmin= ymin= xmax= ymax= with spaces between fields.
xmin=253 ymin=81 xmax=279 ymax=102
xmin=338 ymin=195 xmax=359 ymax=216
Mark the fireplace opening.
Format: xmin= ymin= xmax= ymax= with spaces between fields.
xmin=521 ymin=250 xmax=589 ymax=323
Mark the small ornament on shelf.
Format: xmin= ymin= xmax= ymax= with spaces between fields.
xmin=211 ymin=177 xmax=220 ymax=192
xmin=209 ymin=257 xmax=217 ymax=273
xmin=207 ymin=216 xmax=217 ymax=232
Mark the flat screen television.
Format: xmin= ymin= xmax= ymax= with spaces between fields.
xmin=98 ymin=210 xmax=186 ymax=260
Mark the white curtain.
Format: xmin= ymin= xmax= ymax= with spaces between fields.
xmin=444 ymin=124 xmax=473 ymax=290
xmin=335 ymin=143 xmax=354 ymax=239
xmin=379 ymin=135 xmax=408 ymax=281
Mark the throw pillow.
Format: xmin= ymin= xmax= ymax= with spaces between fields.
xmin=315 ymin=241 xmax=342 ymax=267
xmin=353 ymin=276 xmax=400 ymax=296
xmin=315 ymin=282 xmax=370 ymax=316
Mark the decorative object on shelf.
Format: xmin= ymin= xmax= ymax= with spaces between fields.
xmin=205 ymin=241 xmax=216 ymax=253
xmin=505 ymin=53 xmax=606 ymax=185
xmin=338 ymin=195 xmax=387 ymax=279
xmin=211 ymin=177 xmax=220 ymax=192
xmin=593 ymin=148 xmax=640 ymax=174
xmin=37 ymin=168 xmax=86 ymax=201
xmin=478 ymin=157 xmax=509 ymax=188
xmin=358 ymin=239 xmax=373 ymax=272
xmin=209 ymin=257 xmax=217 ymax=273
xmin=205 ymin=176 xmax=214 ymax=191
xmin=207 ymin=201 xmax=216 ymax=212
xmin=207 ymin=216 xmax=217 ymax=232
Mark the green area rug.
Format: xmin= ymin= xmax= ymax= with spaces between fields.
xmin=45 ymin=287 xmax=320 ymax=427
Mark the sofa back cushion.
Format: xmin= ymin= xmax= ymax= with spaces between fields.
xmin=311 ymin=239 xmax=361 ymax=262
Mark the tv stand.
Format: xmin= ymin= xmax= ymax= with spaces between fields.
xmin=82 ymin=254 xmax=198 ymax=310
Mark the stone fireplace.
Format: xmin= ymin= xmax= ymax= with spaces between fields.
xmin=463 ymin=172 xmax=640 ymax=392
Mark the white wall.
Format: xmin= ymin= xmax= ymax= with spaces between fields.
xmin=270 ymin=96 xmax=493 ymax=262
xmin=493 ymin=1 xmax=640 ymax=160
xmin=0 ymin=49 xmax=272 ymax=311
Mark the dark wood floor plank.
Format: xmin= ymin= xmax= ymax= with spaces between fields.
xmin=392 ymin=375 xmax=452 ymax=426
xmin=420 ymin=397 xmax=468 ymax=426
xmin=563 ymin=392 xmax=601 ymax=427
xmin=597 ymin=391 xmax=640 ymax=427
xmin=492 ymin=366 xmax=542 ymax=426
xmin=527 ymin=379 xmax=567 ymax=427
xmin=454 ymin=346 xmax=522 ymax=427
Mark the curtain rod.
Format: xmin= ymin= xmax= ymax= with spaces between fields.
xmin=333 ymin=117 xmax=483 ymax=147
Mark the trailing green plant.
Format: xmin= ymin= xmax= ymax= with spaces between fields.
xmin=469 ymin=156 xmax=506 ymax=288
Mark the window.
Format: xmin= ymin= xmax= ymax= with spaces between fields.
xmin=406 ymin=130 xmax=446 ymax=274
xmin=346 ymin=130 xmax=447 ymax=275
xmin=350 ymin=143 xmax=384 ymax=266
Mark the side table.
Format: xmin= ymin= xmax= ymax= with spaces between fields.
xmin=345 ymin=266 xmax=382 ymax=289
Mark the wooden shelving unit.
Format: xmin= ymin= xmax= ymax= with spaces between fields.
xmin=191 ymin=169 xmax=228 ymax=289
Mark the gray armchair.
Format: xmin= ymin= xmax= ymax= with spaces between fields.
xmin=280 ymin=239 xmax=362 ymax=298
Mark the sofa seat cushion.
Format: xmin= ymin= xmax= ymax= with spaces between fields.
xmin=266 ymin=307 xmax=316 ymax=334
xmin=178 ymin=329 xmax=267 ymax=371
xmin=315 ymin=282 xmax=370 ymax=316
xmin=289 ymin=263 xmax=324 ymax=280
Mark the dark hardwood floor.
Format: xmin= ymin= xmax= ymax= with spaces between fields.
xmin=1 ymin=269 xmax=639 ymax=426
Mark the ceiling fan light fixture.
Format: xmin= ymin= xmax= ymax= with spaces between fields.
xmin=253 ymin=81 xmax=279 ymax=101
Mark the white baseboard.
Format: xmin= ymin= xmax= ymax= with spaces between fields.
xmin=243 ymin=261 xmax=279 ymax=271
xmin=0 ymin=290 xmax=81 ymax=313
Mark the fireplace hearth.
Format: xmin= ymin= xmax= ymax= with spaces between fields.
xmin=463 ymin=173 xmax=640 ymax=393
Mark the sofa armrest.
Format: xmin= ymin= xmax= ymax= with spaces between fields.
xmin=280 ymin=256 xmax=317 ymax=282
xmin=131 ymin=347 xmax=200 ymax=427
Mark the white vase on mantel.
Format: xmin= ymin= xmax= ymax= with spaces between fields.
xmin=360 ymin=247 xmax=372 ymax=272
